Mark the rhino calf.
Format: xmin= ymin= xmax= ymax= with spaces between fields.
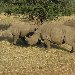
xmin=0 ymin=21 xmax=39 ymax=45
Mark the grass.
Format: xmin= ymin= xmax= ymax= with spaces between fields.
xmin=0 ymin=14 xmax=75 ymax=75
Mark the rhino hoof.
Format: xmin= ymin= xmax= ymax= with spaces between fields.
xmin=70 ymin=50 xmax=73 ymax=53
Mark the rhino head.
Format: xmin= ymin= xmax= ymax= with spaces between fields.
xmin=25 ymin=33 xmax=40 ymax=45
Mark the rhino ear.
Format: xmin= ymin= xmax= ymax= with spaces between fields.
xmin=34 ymin=26 xmax=38 ymax=31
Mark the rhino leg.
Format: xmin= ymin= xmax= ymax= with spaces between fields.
xmin=44 ymin=39 xmax=51 ymax=49
xmin=70 ymin=43 xmax=75 ymax=53
xmin=13 ymin=35 xmax=19 ymax=45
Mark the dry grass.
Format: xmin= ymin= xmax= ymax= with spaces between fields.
xmin=0 ymin=14 xmax=75 ymax=75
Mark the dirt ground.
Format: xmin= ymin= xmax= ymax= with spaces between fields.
xmin=0 ymin=14 xmax=75 ymax=75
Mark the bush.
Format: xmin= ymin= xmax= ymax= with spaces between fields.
xmin=0 ymin=0 xmax=75 ymax=21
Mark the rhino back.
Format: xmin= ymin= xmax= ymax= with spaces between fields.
xmin=62 ymin=25 xmax=75 ymax=45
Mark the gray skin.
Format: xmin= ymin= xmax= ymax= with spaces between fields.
xmin=0 ymin=21 xmax=39 ymax=45
xmin=64 ymin=19 xmax=75 ymax=28
xmin=26 ymin=22 xmax=75 ymax=53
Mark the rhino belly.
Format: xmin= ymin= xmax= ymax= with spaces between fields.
xmin=51 ymin=27 xmax=64 ymax=45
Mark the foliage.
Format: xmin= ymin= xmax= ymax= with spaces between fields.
xmin=0 ymin=0 xmax=75 ymax=20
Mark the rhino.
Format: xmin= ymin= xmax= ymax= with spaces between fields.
xmin=0 ymin=21 xmax=39 ymax=45
xmin=25 ymin=22 xmax=75 ymax=53
xmin=64 ymin=19 xmax=75 ymax=28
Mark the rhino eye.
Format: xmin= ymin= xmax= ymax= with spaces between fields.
xmin=35 ymin=28 xmax=38 ymax=31
xmin=35 ymin=28 xmax=36 ymax=31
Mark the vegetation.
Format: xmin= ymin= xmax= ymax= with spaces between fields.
xmin=0 ymin=0 xmax=75 ymax=20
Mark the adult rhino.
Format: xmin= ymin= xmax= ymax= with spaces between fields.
xmin=25 ymin=22 xmax=75 ymax=53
